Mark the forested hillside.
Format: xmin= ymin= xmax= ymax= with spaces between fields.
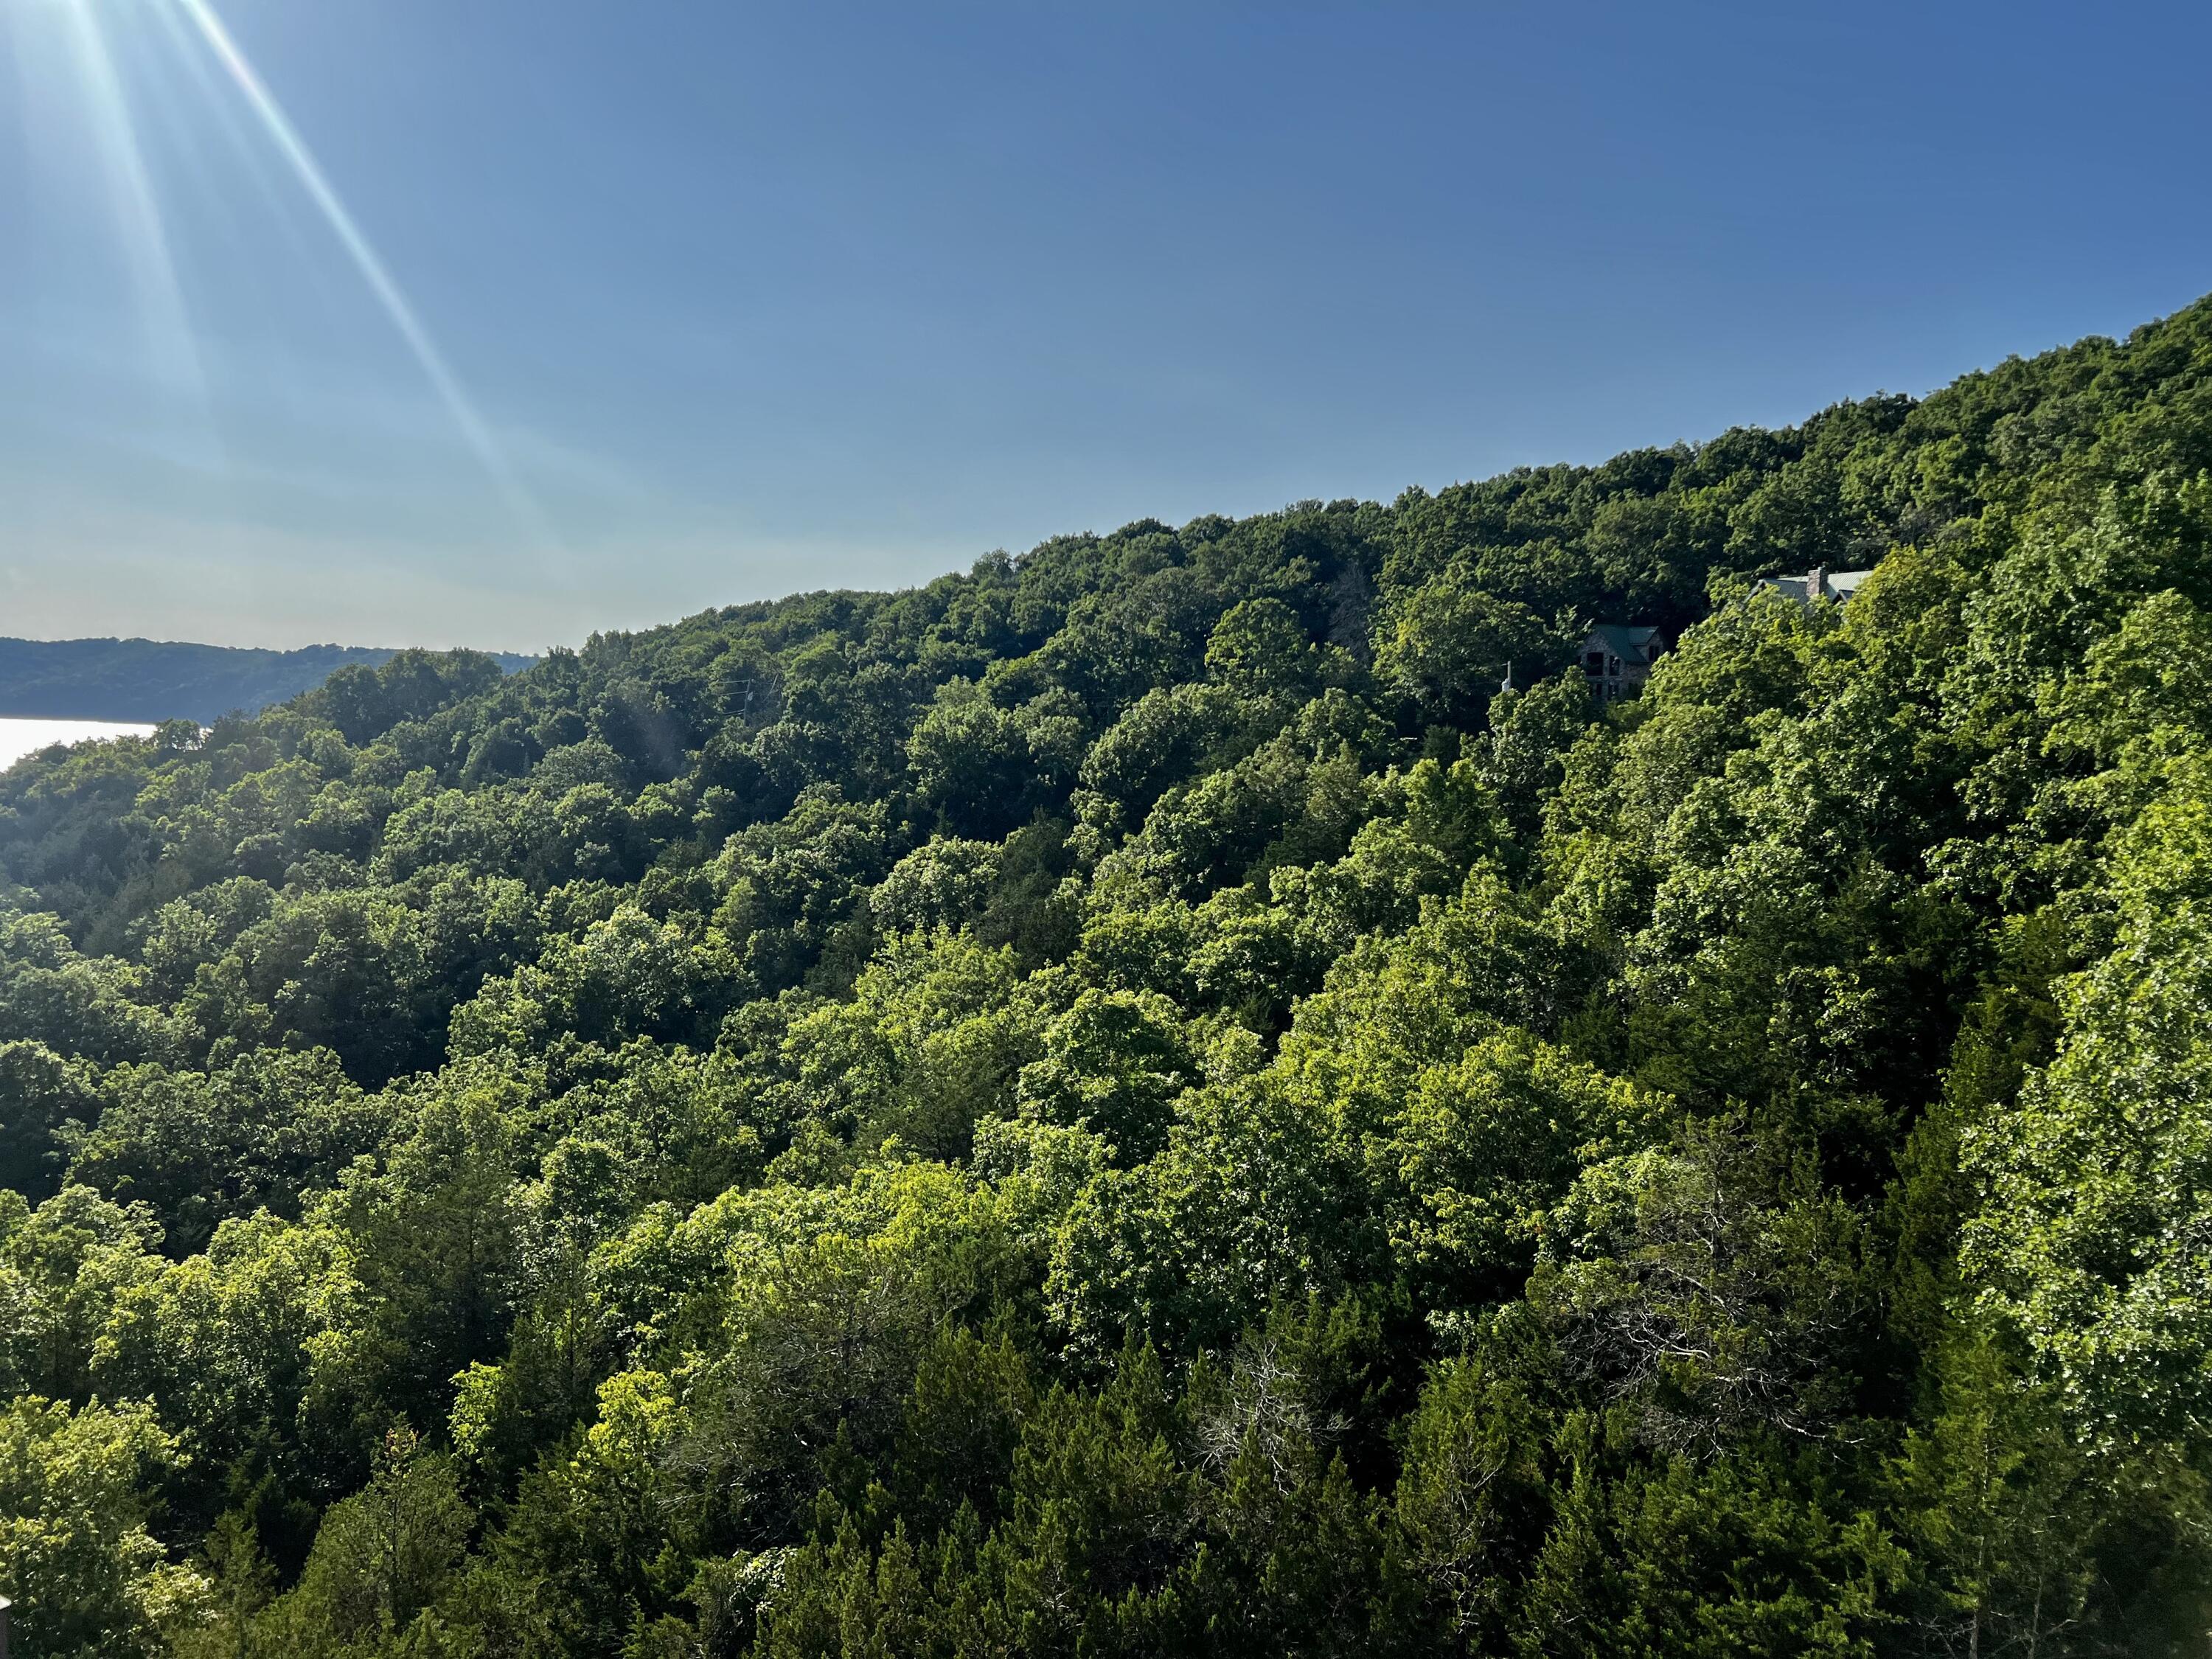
xmin=1 ymin=298 xmax=2210 ymax=1657
xmin=0 ymin=638 xmax=535 ymax=725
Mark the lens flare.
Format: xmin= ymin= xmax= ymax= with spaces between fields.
xmin=142 ymin=0 xmax=327 ymax=280
xmin=170 ymin=0 xmax=555 ymax=543
xmin=58 ymin=0 xmax=211 ymax=430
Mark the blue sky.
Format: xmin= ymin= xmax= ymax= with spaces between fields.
xmin=4 ymin=0 xmax=2210 ymax=653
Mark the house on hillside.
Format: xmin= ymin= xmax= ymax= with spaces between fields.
xmin=1581 ymin=624 xmax=1664 ymax=703
xmin=1764 ymin=564 xmax=1874 ymax=605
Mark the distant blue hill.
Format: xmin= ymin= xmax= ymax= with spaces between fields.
xmin=0 ymin=637 xmax=536 ymax=725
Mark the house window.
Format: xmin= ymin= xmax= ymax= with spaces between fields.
xmin=1607 ymin=655 xmax=1621 ymax=676
xmin=1585 ymin=652 xmax=1604 ymax=674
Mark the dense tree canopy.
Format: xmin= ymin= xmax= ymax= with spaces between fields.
xmin=2 ymin=297 xmax=2211 ymax=1655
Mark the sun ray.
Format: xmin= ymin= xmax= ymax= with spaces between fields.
xmin=142 ymin=0 xmax=324 ymax=276
xmin=170 ymin=0 xmax=557 ymax=545
xmin=58 ymin=0 xmax=216 ymax=457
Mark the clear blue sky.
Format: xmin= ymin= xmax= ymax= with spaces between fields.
xmin=4 ymin=0 xmax=2210 ymax=653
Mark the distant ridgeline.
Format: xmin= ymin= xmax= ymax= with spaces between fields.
xmin=0 ymin=636 xmax=536 ymax=723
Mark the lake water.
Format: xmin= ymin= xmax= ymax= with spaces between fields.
xmin=0 ymin=716 xmax=158 ymax=771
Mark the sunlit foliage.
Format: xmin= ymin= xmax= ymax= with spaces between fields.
xmin=4 ymin=298 xmax=2212 ymax=1654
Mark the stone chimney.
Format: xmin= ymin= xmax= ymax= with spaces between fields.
xmin=1808 ymin=564 xmax=1826 ymax=600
